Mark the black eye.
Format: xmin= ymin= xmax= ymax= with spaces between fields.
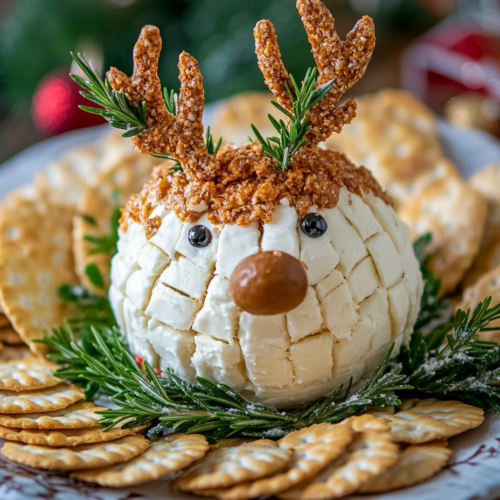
xmin=188 ymin=225 xmax=212 ymax=247
xmin=300 ymin=213 xmax=328 ymax=238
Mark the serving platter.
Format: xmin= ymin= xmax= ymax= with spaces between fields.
xmin=1 ymin=106 xmax=500 ymax=500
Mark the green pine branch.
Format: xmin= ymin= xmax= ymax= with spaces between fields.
xmin=252 ymin=67 xmax=334 ymax=170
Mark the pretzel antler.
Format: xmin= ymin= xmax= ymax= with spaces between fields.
xmin=254 ymin=0 xmax=375 ymax=143
xmin=107 ymin=25 xmax=218 ymax=179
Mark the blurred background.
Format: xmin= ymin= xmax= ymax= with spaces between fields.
xmin=1 ymin=0 xmax=500 ymax=164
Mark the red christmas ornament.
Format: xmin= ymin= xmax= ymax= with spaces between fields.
xmin=32 ymin=68 xmax=106 ymax=136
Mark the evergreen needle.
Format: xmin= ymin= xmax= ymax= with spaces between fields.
xmin=70 ymin=52 xmax=148 ymax=137
xmin=252 ymin=67 xmax=334 ymax=170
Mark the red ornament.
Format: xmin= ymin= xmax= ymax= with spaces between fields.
xmin=32 ymin=68 xmax=106 ymax=136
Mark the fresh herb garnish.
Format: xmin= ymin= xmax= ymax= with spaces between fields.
xmin=252 ymin=67 xmax=334 ymax=170
xmin=39 ymin=231 xmax=500 ymax=440
xmin=70 ymin=52 xmax=147 ymax=137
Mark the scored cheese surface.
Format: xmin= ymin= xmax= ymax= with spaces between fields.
xmin=110 ymin=187 xmax=423 ymax=408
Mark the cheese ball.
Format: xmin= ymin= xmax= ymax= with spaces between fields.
xmin=109 ymin=187 xmax=423 ymax=408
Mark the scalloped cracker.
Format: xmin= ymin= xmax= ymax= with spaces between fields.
xmin=176 ymin=439 xmax=292 ymax=491
xmin=279 ymin=430 xmax=398 ymax=500
xmin=0 ymin=401 xmax=105 ymax=429
xmin=72 ymin=433 xmax=209 ymax=487
xmin=0 ymin=421 xmax=149 ymax=447
xmin=2 ymin=435 xmax=149 ymax=470
xmin=0 ymin=360 xmax=61 ymax=392
xmin=206 ymin=424 xmax=354 ymax=500
xmin=360 ymin=441 xmax=451 ymax=493
xmin=0 ymin=191 xmax=78 ymax=355
xmin=0 ymin=384 xmax=84 ymax=414
xmin=374 ymin=398 xmax=484 ymax=444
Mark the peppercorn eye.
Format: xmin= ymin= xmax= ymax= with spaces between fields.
xmin=299 ymin=213 xmax=328 ymax=238
xmin=188 ymin=225 xmax=212 ymax=247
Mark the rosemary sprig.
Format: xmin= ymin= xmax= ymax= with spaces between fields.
xmin=39 ymin=326 xmax=405 ymax=442
xmin=70 ymin=52 xmax=147 ymax=137
xmin=399 ymin=298 xmax=500 ymax=409
xmin=252 ymin=67 xmax=334 ymax=170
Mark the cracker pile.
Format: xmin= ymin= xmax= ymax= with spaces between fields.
xmin=0 ymin=130 xmax=157 ymax=355
xmin=1 ymin=396 xmax=478 ymax=493
xmin=0 ymin=344 xmax=482 ymax=494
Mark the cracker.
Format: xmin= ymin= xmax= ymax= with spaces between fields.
xmin=0 ymin=327 xmax=24 ymax=345
xmin=0 ymin=190 xmax=78 ymax=355
xmin=398 ymin=177 xmax=487 ymax=294
xmin=374 ymin=398 xmax=484 ymax=444
xmin=459 ymin=264 xmax=500 ymax=343
xmin=279 ymin=430 xmax=398 ymax=499
xmin=175 ymin=439 xmax=292 ymax=491
xmin=0 ymin=384 xmax=84 ymax=413
xmin=211 ymin=92 xmax=276 ymax=145
xmin=462 ymin=237 xmax=500 ymax=290
xmin=72 ymin=433 xmax=209 ymax=487
xmin=0 ymin=401 xmax=105 ymax=429
xmin=470 ymin=161 xmax=500 ymax=247
xmin=0 ymin=421 xmax=149 ymax=446
xmin=324 ymin=89 xmax=451 ymax=206
xmin=73 ymin=156 xmax=154 ymax=292
xmin=360 ymin=441 xmax=451 ymax=493
xmin=211 ymin=438 xmax=258 ymax=450
xmin=206 ymin=424 xmax=354 ymax=500
xmin=2 ymin=435 xmax=149 ymax=471
xmin=0 ymin=359 xmax=61 ymax=392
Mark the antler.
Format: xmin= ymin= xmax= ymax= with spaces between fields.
xmin=254 ymin=0 xmax=375 ymax=143
xmin=107 ymin=25 xmax=218 ymax=179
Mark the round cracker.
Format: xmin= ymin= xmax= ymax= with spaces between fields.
xmin=398 ymin=177 xmax=487 ymax=294
xmin=360 ymin=441 xmax=451 ymax=493
xmin=206 ymin=424 xmax=354 ymax=500
xmin=0 ymin=401 xmax=105 ymax=429
xmin=324 ymin=89 xmax=449 ymax=207
xmin=0 ymin=191 xmax=78 ymax=355
xmin=279 ymin=430 xmax=398 ymax=500
xmin=176 ymin=439 xmax=292 ymax=491
xmin=470 ymin=161 xmax=500 ymax=248
xmin=72 ymin=433 xmax=209 ymax=487
xmin=0 ymin=384 xmax=84 ymax=414
xmin=374 ymin=398 xmax=484 ymax=444
xmin=73 ymin=154 xmax=154 ymax=292
xmin=0 ymin=421 xmax=149 ymax=446
xmin=459 ymin=264 xmax=500 ymax=343
xmin=0 ymin=359 xmax=61 ymax=392
xmin=2 ymin=434 xmax=149 ymax=471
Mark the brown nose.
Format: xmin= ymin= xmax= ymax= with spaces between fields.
xmin=230 ymin=251 xmax=308 ymax=315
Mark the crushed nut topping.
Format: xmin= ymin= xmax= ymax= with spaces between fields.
xmin=122 ymin=142 xmax=391 ymax=233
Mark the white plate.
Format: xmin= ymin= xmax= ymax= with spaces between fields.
xmin=1 ymin=110 xmax=500 ymax=500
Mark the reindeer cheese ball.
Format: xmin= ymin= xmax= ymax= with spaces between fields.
xmin=107 ymin=0 xmax=423 ymax=408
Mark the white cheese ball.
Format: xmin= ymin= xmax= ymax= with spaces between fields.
xmin=110 ymin=188 xmax=423 ymax=408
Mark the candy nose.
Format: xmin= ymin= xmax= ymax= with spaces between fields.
xmin=230 ymin=251 xmax=308 ymax=315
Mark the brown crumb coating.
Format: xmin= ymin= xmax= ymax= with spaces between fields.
xmin=122 ymin=143 xmax=391 ymax=233
xmin=254 ymin=0 xmax=375 ymax=143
